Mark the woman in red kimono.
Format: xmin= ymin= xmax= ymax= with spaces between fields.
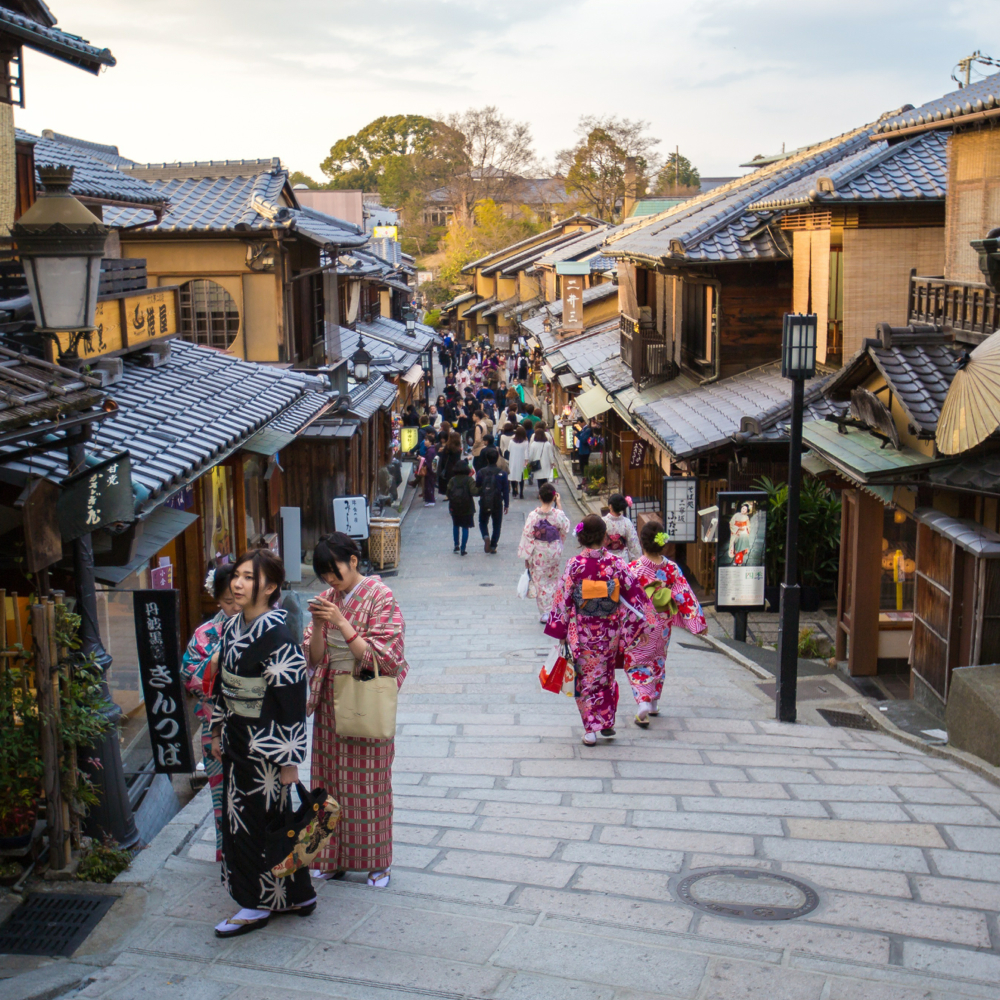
xmin=545 ymin=515 xmax=652 ymax=745
xmin=626 ymin=521 xmax=706 ymax=726
xmin=304 ymin=533 xmax=408 ymax=888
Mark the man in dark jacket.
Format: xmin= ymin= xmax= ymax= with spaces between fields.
xmin=475 ymin=447 xmax=509 ymax=554
xmin=577 ymin=418 xmax=596 ymax=489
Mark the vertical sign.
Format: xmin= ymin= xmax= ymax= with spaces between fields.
xmin=562 ymin=276 xmax=584 ymax=331
xmin=57 ymin=453 xmax=133 ymax=542
xmin=628 ymin=438 xmax=648 ymax=470
xmin=715 ymin=491 xmax=767 ymax=612
xmin=133 ymin=589 xmax=193 ymax=774
xmin=333 ymin=495 xmax=369 ymax=539
xmin=662 ymin=476 xmax=698 ymax=543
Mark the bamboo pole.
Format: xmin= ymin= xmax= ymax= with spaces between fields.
xmin=32 ymin=602 xmax=64 ymax=871
xmin=52 ymin=592 xmax=79 ymax=849
xmin=46 ymin=598 xmax=70 ymax=866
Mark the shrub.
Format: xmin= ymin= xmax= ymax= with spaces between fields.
xmin=77 ymin=836 xmax=132 ymax=883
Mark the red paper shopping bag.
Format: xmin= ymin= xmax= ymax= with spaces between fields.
xmin=539 ymin=644 xmax=569 ymax=693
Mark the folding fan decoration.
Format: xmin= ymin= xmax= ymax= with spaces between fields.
xmin=936 ymin=330 xmax=1000 ymax=455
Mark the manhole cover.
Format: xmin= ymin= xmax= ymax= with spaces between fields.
xmin=817 ymin=708 xmax=878 ymax=731
xmin=675 ymin=869 xmax=818 ymax=921
xmin=0 ymin=892 xmax=117 ymax=956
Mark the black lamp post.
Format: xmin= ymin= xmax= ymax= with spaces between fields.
xmin=352 ymin=336 xmax=372 ymax=383
xmin=12 ymin=165 xmax=139 ymax=846
xmin=775 ymin=312 xmax=817 ymax=724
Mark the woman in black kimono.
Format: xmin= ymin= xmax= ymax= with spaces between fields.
xmin=210 ymin=548 xmax=315 ymax=937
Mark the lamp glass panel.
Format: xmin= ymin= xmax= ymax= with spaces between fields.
xmin=26 ymin=255 xmax=98 ymax=330
xmin=354 ymin=361 xmax=369 ymax=382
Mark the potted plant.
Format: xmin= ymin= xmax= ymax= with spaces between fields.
xmin=0 ymin=657 xmax=44 ymax=850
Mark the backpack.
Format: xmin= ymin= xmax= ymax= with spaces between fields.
xmin=479 ymin=466 xmax=501 ymax=509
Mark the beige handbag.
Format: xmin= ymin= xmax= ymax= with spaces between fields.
xmin=331 ymin=645 xmax=398 ymax=740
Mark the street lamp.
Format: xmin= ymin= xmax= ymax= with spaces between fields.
xmin=419 ymin=347 xmax=433 ymax=405
xmin=776 ymin=312 xmax=818 ymax=724
xmin=12 ymin=165 xmax=107 ymax=347
xmin=352 ymin=336 xmax=372 ymax=383
xmin=13 ymin=165 xmax=138 ymax=847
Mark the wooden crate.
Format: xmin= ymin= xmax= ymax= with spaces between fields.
xmin=369 ymin=517 xmax=401 ymax=570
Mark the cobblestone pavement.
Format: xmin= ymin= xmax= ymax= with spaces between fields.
xmin=72 ymin=487 xmax=1000 ymax=1000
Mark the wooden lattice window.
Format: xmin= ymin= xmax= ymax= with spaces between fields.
xmin=179 ymin=279 xmax=240 ymax=349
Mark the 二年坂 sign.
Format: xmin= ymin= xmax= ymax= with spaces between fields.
xmin=57 ymin=453 xmax=133 ymax=542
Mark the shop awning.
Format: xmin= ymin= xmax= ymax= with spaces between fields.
xmin=575 ymin=383 xmax=614 ymax=420
xmin=401 ymin=363 xmax=424 ymax=385
xmin=541 ymin=364 xmax=555 ymax=383
xmin=93 ymin=507 xmax=199 ymax=586
xmin=242 ymin=427 xmax=298 ymax=455
xmin=558 ymin=372 xmax=581 ymax=389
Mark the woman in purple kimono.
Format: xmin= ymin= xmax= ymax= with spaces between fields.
xmin=545 ymin=515 xmax=652 ymax=745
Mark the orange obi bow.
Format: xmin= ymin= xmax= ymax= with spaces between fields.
xmin=581 ymin=578 xmax=620 ymax=602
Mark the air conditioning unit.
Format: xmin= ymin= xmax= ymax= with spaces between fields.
xmin=91 ymin=357 xmax=123 ymax=386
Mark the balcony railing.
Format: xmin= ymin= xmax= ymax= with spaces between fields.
xmin=908 ymin=271 xmax=1000 ymax=344
xmin=620 ymin=313 xmax=672 ymax=383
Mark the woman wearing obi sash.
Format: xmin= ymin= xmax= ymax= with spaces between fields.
xmin=517 ymin=483 xmax=571 ymax=622
xmin=545 ymin=515 xmax=653 ymax=745
xmin=209 ymin=549 xmax=313 ymax=938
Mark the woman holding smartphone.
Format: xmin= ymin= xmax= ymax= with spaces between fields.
xmin=304 ymin=533 xmax=408 ymax=888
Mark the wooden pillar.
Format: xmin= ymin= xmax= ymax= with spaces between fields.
xmin=846 ymin=489 xmax=882 ymax=677
xmin=232 ymin=455 xmax=248 ymax=555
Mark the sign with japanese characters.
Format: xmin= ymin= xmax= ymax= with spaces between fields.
xmin=562 ymin=276 xmax=584 ymax=331
xmin=49 ymin=287 xmax=180 ymax=361
xmin=57 ymin=453 xmax=133 ymax=542
xmin=333 ymin=495 xmax=369 ymax=539
xmin=133 ymin=589 xmax=193 ymax=774
xmin=661 ymin=476 xmax=698 ymax=543
xmin=628 ymin=438 xmax=649 ymax=470
xmin=715 ymin=490 xmax=768 ymax=612
xmin=372 ymin=225 xmax=398 ymax=239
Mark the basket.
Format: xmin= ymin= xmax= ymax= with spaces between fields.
xmin=369 ymin=517 xmax=401 ymax=570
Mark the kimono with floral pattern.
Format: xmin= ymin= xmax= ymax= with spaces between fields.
xmin=625 ymin=556 xmax=706 ymax=706
xmin=517 ymin=507 xmax=571 ymax=618
xmin=603 ymin=512 xmax=641 ymax=561
xmin=545 ymin=548 xmax=653 ymax=732
xmin=180 ymin=610 xmax=227 ymax=859
xmin=211 ymin=608 xmax=312 ymax=912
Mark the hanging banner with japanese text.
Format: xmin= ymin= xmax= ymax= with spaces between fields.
xmin=57 ymin=453 xmax=134 ymax=542
xmin=133 ymin=589 xmax=193 ymax=774
xmin=715 ymin=490 xmax=768 ymax=612
xmin=661 ymin=476 xmax=698 ymax=543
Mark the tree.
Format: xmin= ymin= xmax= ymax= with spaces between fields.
xmin=655 ymin=152 xmax=701 ymax=195
xmin=557 ymin=115 xmax=660 ymax=221
xmin=438 ymin=199 xmax=541 ymax=285
xmin=441 ymin=107 xmax=536 ymax=222
xmin=288 ymin=170 xmax=327 ymax=189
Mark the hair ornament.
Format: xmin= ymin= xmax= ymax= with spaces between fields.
xmin=574 ymin=521 xmax=585 ymax=534
xmin=654 ymin=531 xmax=669 ymax=546
xmin=625 ymin=495 xmax=633 ymax=507
xmin=204 ymin=568 xmax=216 ymax=596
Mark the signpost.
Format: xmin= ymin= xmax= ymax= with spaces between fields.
xmin=333 ymin=495 xmax=370 ymax=539
xmin=57 ymin=453 xmax=133 ymax=542
xmin=715 ymin=490 xmax=768 ymax=641
xmin=661 ymin=476 xmax=698 ymax=543
xmin=133 ymin=589 xmax=193 ymax=774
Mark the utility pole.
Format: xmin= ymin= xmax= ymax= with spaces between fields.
xmin=675 ymin=144 xmax=679 ymax=190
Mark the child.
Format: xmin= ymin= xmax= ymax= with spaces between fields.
xmin=625 ymin=520 xmax=706 ymax=727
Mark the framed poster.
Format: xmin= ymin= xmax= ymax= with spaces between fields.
xmin=333 ymin=495 xmax=369 ymax=539
xmin=662 ymin=477 xmax=697 ymax=543
xmin=715 ymin=490 xmax=767 ymax=612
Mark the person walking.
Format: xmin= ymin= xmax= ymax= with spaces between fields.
xmin=210 ymin=549 xmax=313 ymax=937
xmin=421 ymin=429 xmax=437 ymax=506
xmin=181 ymin=563 xmax=239 ymax=863
xmin=576 ymin=418 xmax=597 ymax=488
xmin=437 ymin=431 xmax=462 ymax=496
xmin=507 ymin=425 xmax=530 ymax=499
xmin=545 ymin=515 xmax=652 ymax=746
xmin=528 ymin=425 xmax=556 ymax=488
xmin=517 ymin=483 xmax=571 ymax=622
xmin=303 ymin=534 xmax=407 ymax=889
xmin=471 ymin=409 xmax=491 ymax=459
xmin=476 ymin=447 xmax=509 ymax=554
xmin=625 ymin=521 xmax=706 ymax=726
xmin=446 ymin=458 xmax=478 ymax=555
xmin=518 ymin=353 xmax=529 ymax=383
xmin=603 ymin=493 xmax=641 ymax=561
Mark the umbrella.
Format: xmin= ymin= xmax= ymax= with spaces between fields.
xmin=936 ymin=330 xmax=1000 ymax=455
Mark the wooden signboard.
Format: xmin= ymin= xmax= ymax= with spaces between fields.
xmin=57 ymin=453 xmax=133 ymax=542
xmin=562 ymin=276 xmax=584 ymax=331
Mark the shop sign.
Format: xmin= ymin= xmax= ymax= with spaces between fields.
xmin=662 ymin=476 xmax=697 ymax=543
xmin=333 ymin=495 xmax=369 ymax=539
xmin=57 ymin=453 xmax=133 ymax=542
xmin=373 ymin=225 xmax=398 ymax=239
xmin=400 ymin=426 xmax=419 ymax=453
xmin=133 ymin=589 xmax=193 ymax=773
xmin=562 ymin=276 xmax=584 ymax=331
xmin=715 ymin=490 xmax=768 ymax=612
xmin=628 ymin=439 xmax=648 ymax=470
xmin=49 ymin=286 xmax=180 ymax=362
xmin=150 ymin=557 xmax=173 ymax=589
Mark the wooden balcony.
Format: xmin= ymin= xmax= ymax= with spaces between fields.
xmin=620 ymin=313 xmax=672 ymax=383
xmin=908 ymin=271 xmax=1000 ymax=345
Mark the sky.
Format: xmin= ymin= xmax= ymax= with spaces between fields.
xmin=15 ymin=0 xmax=1000 ymax=181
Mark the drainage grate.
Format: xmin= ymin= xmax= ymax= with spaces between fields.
xmin=478 ymin=583 xmax=495 ymax=587
xmin=0 ymin=892 xmax=117 ymax=956
xmin=817 ymin=708 xmax=878 ymax=731
xmin=675 ymin=868 xmax=819 ymax=921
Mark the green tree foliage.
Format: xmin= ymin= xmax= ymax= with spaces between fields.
xmin=288 ymin=170 xmax=327 ymax=189
xmin=557 ymin=115 xmax=660 ymax=221
xmin=438 ymin=199 xmax=541 ymax=285
xmin=655 ymin=152 xmax=701 ymax=194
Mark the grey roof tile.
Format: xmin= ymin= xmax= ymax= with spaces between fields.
xmin=545 ymin=321 xmax=620 ymax=379
xmin=0 ymin=7 xmax=114 ymax=73
xmin=877 ymin=74 xmax=1000 ymax=136
xmin=591 ymin=353 xmax=633 ymax=394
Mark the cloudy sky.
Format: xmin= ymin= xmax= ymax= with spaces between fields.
xmin=16 ymin=0 xmax=1000 ymax=180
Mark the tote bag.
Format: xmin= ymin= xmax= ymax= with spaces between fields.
xmin=265 ymin=783 xmax=341 ymax=878
xmin=332 ymin=648 xmax=398 ymax=740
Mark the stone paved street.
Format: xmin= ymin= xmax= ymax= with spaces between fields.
xmin=69 ymin=489 xmax=1000 ymax=1000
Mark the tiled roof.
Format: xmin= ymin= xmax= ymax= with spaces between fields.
xmin=103 ymin=164 xmax=367 ymax=247
xmin=628 ymin=198 xmax=688 ymax=217
xmin=461 ymin=215 xmax=605 ymax=273
xmin=603 ymin=125 xmax=886 ymax=264
xmin=0 ymin=340 xmax=322 ymax=516
xmin=330 ymin=325 xmax=417 ymax=376
xmin=929 ymin=454 xmax=1000 ymax=493
xmin=825 ymin=335 xmax=960 ymax=433
xmin=268 ymin=389 xmax=337 ymax=435
xmin=481 ymin=295 xmax=519 ymax=318
xmin=536 ymin=226 xmax=616 ymax=267
xmin=0 ymin=6 xmax=114 ymax=74
xmin=443 ymin=290 xmax=477 ymax=310
xmin=748 ymin=131 xmax=948 ymax=211
xmin=544 ymin=320 xmax=620 ymax=379
xmin=348 ymin=374 xmax=397 ymax=420
xmin=40 ymin=130 xmax=135 ymax=168
xmin=356 ymin=315 xmax=436 ymax=354
xmin=591 ymin=353 xmax=633 ymax=394
xmin=520 ymin=283 xmax=619 ymax=338
xmin=483 ymin=231 xmax=589 ymax=277
xmin=633 ymin=362 xmax=842 ymax=459
xmin=16 ymin=128 xmax=163 ymax=207
xmin=875 ymin=73 xmax=1000 ymax=137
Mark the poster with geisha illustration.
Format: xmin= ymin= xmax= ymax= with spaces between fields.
xmin=715 ymin=490 xmax=767 ymax=611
